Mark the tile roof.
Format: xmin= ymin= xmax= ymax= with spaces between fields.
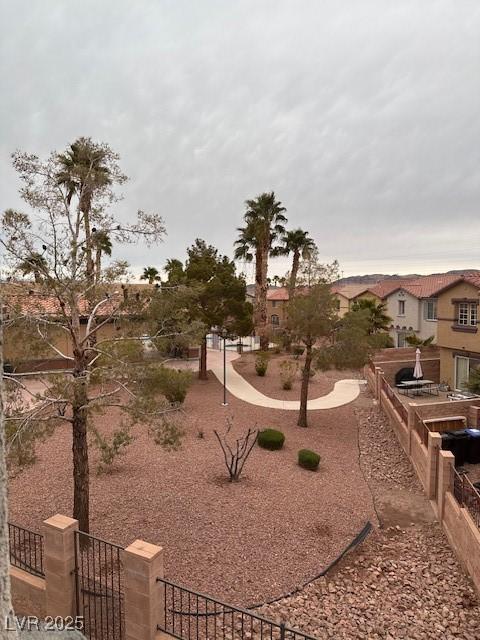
xmin=1 ymin=282 xmax=149 ymax=317
xmin=267 ymin=287 xmax=290 ymax=301
xmin=367 ymin=278 xmax=417 ymax=299
xmin=464 ymin=273 xmax=480 ymax=290
xmin=330 ymin=284 xmax=370 ymax=300
xmin=401 ymin=274 xmax=464 ymax=298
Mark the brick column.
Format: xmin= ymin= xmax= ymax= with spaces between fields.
xmin=426 ymin=431 xmax=442 ymax=500
xmin=43 ymin=514 xmax=78 ymax=617
xmin=124 ymin=539 xmax=165 ymax=640
xmin=437 ymin=450 xmax=455 ymax=520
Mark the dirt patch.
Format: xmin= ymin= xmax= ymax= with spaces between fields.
xmin=8 ymin=372 xmax=374 ymax=606
xmin=232 ymin=351 xmax=361 ymax=401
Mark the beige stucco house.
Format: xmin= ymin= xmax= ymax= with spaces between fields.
xmin=371 ymin=275 xmax=462 ymax=348
xmin=436 ymin=275 xmax=480 ymax=390
xmin=330 ymin=284 xmax=381 ymax=317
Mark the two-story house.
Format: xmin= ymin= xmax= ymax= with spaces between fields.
xmin=376 ymin=275 xmax=462 ymax=347
xmin=436 ymin=275 xmax=480 ymax=390
xmin=330 ymin=284 xmax=381 ymax=317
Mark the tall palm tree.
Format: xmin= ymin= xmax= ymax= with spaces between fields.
xmin=92 ymin=231 xmax=112 ymax=283
xmin=351 ymin=298 xmax=392 ymax=334
xmin=18 ymin=252 xmax=48 ymax=283
xmin=276 ymin=228 xmax=316 ymax=298
xmin=234 ymin=192 xmax=287 ymax=350
xmin=141 ymin=266 xmax=161 ymax=285
xmin=57 ymin=138 xmax=112 ymax=282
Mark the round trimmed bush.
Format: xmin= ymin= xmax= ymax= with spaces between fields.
xmin=298 ymin=448 xmax=320 ymax=471
xmin=258 ymin=429 xmax=285 ymax=451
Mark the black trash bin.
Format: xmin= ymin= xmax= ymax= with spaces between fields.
xmin=448 ymin=430 xmax=471 ymax=467
xmin=465 ymin=428 xmax=480 ymax=464
xmin=441 ymin=432 xmax=456 ymax=456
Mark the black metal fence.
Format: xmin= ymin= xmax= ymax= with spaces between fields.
xmin=454 ymin=470 xmax=480 ymax=529
xmin=8 ymin=522 xmax=44 ymax=578
xmin=74 ymin=530 xmax=125 ymax=640
xmin=156 ymin=577 xmax=317 ymax=640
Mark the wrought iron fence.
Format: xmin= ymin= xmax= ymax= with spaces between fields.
xmin=8 ymin=522 xmax=44 ymax=577
xmin=156 ymin=577 xmax=317 ymax=640
xmin=453 ymin=470 xmax=480 ymax=529
xmin=381 ymin=376 xmax=409 ymax=425
xmin=74 ymin=530 xmax=125 ymax=640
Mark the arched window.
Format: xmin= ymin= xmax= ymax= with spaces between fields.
xmin=271 ymin=314 xmax=280 ymax=326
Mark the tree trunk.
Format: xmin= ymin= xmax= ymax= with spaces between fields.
xmin=0 ymin=306 xmax=19 ymax=637
xmin=257 ymin=245 xmax=269 ymax=351
xmin=289 ymin=250 xmax=300 ymax=299
xmin=72 ymin=374 xmax=89 ymax=534
xmin=298 ymin=342 xmax=312 ymax=427
xmin=199 ymin=335 xmax=208 ymax=380
xmin=94 ymin=247 xmax=101 ymax=284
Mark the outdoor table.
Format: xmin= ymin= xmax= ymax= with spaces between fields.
xmin=397 ymin=380 xmax=439 ymax=397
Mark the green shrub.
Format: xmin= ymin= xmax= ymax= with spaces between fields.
xmin=298 ymin=448 xmax=320 ymax=471
xmin=156 ymin=367 xmax=193 ymax=404
xmin=255 ymin=355 xmax=269 ymax=376
xmin=292 ymin=344 xmax=305 ymax=359
xmin=280 ymin=359 xmax=298 ymax=390
xmin=315 ymin=348 xmax=333 ymax=371
xmin=258 ymin=429 xmax=285 ymax=450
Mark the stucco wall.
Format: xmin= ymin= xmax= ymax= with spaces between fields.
xmin=437 ymin=280 xmax=480 ymax=352
xmin=442 ymin=493 xmax=480 ymax=594
xmin=410 ymin=431 xmax=428 ymax=490
xmin=10 ymin=566 xmax=46 ymax=618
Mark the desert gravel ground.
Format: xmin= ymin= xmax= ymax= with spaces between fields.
xmin=232 ymin=352 xmax=361 ymax=401
xmin=8 ymin=371 xmax=374 ymax=605
xmin=259 ymin=397 xmax=480 ymax=639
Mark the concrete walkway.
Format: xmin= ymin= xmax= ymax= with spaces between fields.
xmin=206 ymin=349 xmax=363 ymax=410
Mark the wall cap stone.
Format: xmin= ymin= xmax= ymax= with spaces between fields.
xmin=43 ymin=514 xmax=78 ymax=532
xmin=125 ymin=539 xmax=163 ymax=561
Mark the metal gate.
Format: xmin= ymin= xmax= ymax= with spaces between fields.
xmin=74 ymin=530 xmax=125 ymax=640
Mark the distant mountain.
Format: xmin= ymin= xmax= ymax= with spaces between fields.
xmin=335 ymin=269 xmax=480 ymax=286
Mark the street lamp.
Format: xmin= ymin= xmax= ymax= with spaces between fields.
xmin=221 ymin=327 xmax=228 ymax=406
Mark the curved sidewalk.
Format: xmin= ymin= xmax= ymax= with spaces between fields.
xmin=208 ymin=349 xmax=363 ymax=410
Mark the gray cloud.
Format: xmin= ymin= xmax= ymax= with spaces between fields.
xmin=1 ymin=0 xmax=480 ymax=278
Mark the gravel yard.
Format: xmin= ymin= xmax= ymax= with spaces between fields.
xmin=232 ymin=352 xmax=361 ymax=401
xmin=260 ymin=396 xmax=480 ymax=639
xmin=8 ymin=371 xmax=374 ymax=605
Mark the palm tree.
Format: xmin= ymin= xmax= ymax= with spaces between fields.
xmin=276 ymin=228 xmax=316 ymax=298
xmin=234 ymin=192 xmax=287 ymax=350
xmin=405 ymin=334 xmax=435 ymax=347
xmin=351 ymin=298 xmax=392 ymax=334
xmin=92 ymin=231 xmax=112 ymax=283
xmin=141 ymin=266 xmax=161 ymax=285
xmin=57 ymin=138 xmax=112 ymax=282
xmin=18 ymin=252 xmax=48 ymax=283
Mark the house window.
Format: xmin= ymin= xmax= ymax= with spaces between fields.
xmin=398 ymin=300 xmax=405 ymax=316
xmin=271 ymin=300 xmax=277 ymax=308
xmin=397 ymin=332 xmax=406 ymax=347
xmin=458 ymin=302 xmax=477 ymax=326
xmin=335 ymin=299 xmax=340 ymax=310
xmin=455 ymin=356 xmax=480 ymax=390
xmin=424 ymin=299 xmax=437 ymax=321
xmin=271 ymin=314 xmax=279 ymax=326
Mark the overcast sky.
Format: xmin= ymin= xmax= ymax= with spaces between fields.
xmin=1 ymin=0 xmax=479 ymax=280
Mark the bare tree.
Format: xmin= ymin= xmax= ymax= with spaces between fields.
xmin=214 ymin=419 xmax=258 ymax=482
xmin=1 ymin=141 xmax=200 ymax=534
xmin=0 ymin=305 xmax=19 ymax=637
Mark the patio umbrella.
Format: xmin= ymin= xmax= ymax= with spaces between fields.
xmin=413 ymin=347 xmax=423 ymax=380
